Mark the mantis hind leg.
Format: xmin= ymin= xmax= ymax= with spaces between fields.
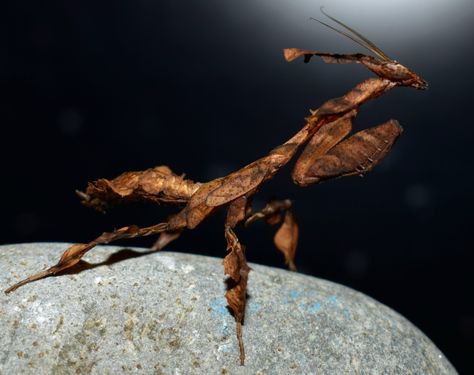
xmin=245 ymin=199 xmax=298 ymax=271
xmin=4 ymin=221 xmax=184 ymax=293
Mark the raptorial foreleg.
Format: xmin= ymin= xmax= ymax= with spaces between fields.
xmin=293 ymin=110 xmax=357 ymax=186
xmin=293 ymin=116 xmax=403 ymax=186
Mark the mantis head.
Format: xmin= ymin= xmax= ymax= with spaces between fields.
xmin=313 ymin=7 xmax=428 ymax=90
xmin=367 ymin=58 xmax=428 ymax=90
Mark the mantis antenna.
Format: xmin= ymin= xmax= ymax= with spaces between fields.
xmin=311 ymin=7 xmax=391 ymax=61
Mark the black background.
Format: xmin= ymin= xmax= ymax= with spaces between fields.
xmin=3 ymin=1 xmax=473 ymax=372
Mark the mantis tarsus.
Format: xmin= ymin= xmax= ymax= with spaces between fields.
xmin=5 ymin=9 xmax=427 ymax=365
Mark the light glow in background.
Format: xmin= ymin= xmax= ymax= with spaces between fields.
xmin=214 ymin=0 xmax=473 ymax=67
xmin=3 ymin=1 xmax=474 ymax=372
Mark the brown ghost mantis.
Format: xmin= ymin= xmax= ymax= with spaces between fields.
xmin=5 ymin=9 xmax=426 ymax=365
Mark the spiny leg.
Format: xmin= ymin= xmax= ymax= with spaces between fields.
xmin=245 ymin=199 xmax=298 ymax=271
xmin=5 ymin=221 xmax=176 ymax=293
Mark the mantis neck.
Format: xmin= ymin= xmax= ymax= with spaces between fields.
xmin=272 ymin=77 xmax=396 ymax=166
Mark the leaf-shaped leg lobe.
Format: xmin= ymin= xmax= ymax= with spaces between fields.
xmin=244 ymin=199 xmax=299 ymax=271
xmin=5 ymin=221 xmax=177 ymax=293
xmin=224 ymin=226 xmax=250 ymax=365
xmin=78 ymin=165 xmax=200 ymax=213
xmin=274 ymin=211 xmax=299 ymax=271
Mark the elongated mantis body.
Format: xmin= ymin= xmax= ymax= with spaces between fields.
xmin=5 ymin=9 xmax=426 ymax=365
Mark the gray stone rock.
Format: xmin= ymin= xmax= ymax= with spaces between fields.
xmin=0 ymin=243 xmax=456 ymax=374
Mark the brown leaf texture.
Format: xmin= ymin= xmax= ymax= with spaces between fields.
xmin=284 ymin=48 xmax=368 ymax=64
xmin=283 ymin=48 xmax=393 ymax=76
xmin=226 ymin=196 xmax=252 ymax=229
xmin=205 ymin=160 xmax=270 ymax=207
xmin=6 ymin=28 xmax=426 ymax=365
xmin=5 ymin=222 xmax=172 ymax=293
xmin=293 ymin=110 xmax=356 ymax=186
xmin=274 ymin=211 xmax=299 ymax=272
xmin=151 ymin=229 xmax=183 ymax=251
xmin=78 ymin=166 xmax=201 ymax=212
xmin=316 ymin=78 xmax=396 ymax=118
xmin=183 ymin=177 xmax=224 ymax=229
xmin=244 ymin=199 xmax=292 ymax=227
xmin=305 ymin=119 xmax=403 ymax=184
xmin=284 ymin=47 xmax=426 ymax=90
xmin=224 ymin=227 xmax=251 ymax=365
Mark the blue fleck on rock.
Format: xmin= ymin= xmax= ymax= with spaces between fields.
xmin=0 ymin=243 xmax=457 ymax=374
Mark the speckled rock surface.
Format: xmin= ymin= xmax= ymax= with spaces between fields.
xmin=0 ymin=243 xmax=456 ymax=374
